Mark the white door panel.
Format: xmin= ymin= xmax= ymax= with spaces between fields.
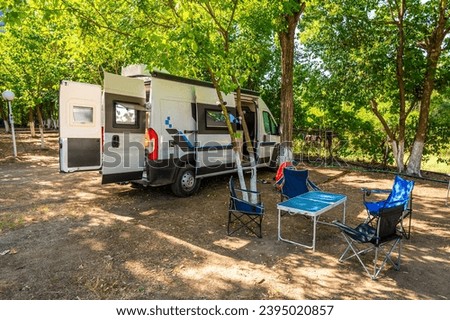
xmin=101 ymin=72 xmax=146 ymax=184
xmin=59 ymin=81 xmax=102 ymax=172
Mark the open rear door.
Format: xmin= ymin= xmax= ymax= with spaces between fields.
xmin=59 ymin=80 xmax=102 ymax=172
xmin=101 ymin=72 xmax=146 ymax=184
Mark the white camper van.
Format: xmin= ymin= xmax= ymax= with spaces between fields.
xmin=59 ymin=66 xmax=280 ymax=196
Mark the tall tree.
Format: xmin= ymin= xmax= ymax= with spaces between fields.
xmin=300 ymin=0 xmax=449 ymax=174
xmin=160 ymin=0 xmax=274 ymax=198
xmin=60 ymin=0 xmax=276 ymax=198
xmin=1 ymin=0 xmax=72 ymax=144
xmin=407 ymin=0 xmax=449 ymax=175
xmin=277 ymin=0 xmax=306 ymax=162
xmin=1 ymin=0 xmax=95 ymax=140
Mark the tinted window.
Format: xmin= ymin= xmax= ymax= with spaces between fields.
xmin=114 ymin=102 xmax=138 ymax=127
xmin=73 ymin=106 xmax=93 ymax=124
xmin=263 ymin=111 xmax=277 ymax=135
xmin=206 ymin=110 xmax=227 ymax=129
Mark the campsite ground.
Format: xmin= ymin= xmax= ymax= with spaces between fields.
xmin=0 ymin=132 xmax=449 ymax=300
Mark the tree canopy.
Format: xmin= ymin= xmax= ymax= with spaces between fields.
xmin=0 ymin=0 xmax=448 ymax=173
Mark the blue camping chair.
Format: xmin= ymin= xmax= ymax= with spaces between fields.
xmin=280 ymin=168 xmax=320 ymax=201
xmin=274 ymin=161 xmax=295 ymax=190
xmin=362 ymin=175 xmax=415 ymax=239
xmin=228 ymin=177 xmax=265 ymax=238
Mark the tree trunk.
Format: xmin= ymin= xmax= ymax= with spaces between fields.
xmin=393 ymin=0 xmax=407 ymax=173
xmin=235 ymin=86 xmax=258 ymax=202
xmin=407 ymin=75 xmax=435 ymax=176
xmin=395 ymin=140 xmax=405 ymax=173
xmin=278 ymin=1 xmax=305 ymax=164
xmin=28 ymin=108 xmax=36 ymax=137
xmin=208 ymin=67 xmax=249 ymax=201
xmin=36 ymin=105 xmax=47 ymax=149
xmin=407 ymin=141 xmax=425 ymax=176
xmin=406 ymin=0 xmax=448 ymax=175
xmin=370 ymin=99 xmax=405 ymax=171
xmin=0 ymin=105 xmax=9 ymax=133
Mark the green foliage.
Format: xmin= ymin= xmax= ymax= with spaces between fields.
xmin=425 ymin=93 xmax=450 ymax=163
xmin=1 ymin=1 xmax=79 ymax=123
xmin=294 ymin=0 xmax=450 ymax=167
xmin=0 ymin=0 xmax=448 ymax=169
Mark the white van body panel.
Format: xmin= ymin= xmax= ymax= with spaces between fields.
xmin=59 ymin=80 xmax=102 ymax=172
xmin=101 ymin=72 xmax=147 ymax=184
xmin=59 ymin=68 xmax=280 ymax=194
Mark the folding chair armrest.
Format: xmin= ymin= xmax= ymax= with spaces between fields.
xmin=235 ymin=187 xmax=262 ymax=202
xmin=230 ymin=195 xmax=264 ymax=213
xmin=361 ymin=188 xmax=391 ymax=201
xmin=307 ymin=179 xmax=321 ymax=191
xmin=361 ymin=188 xmax=391 ymax=195
xmin=234 ymin=187 xmax=261 ymax=195
xmin=257 ymin=202 xmax=265 ymax=212
xmin=274 ymin=177 xmax=284 ymax=186
xmin=333 ymin=220 xmax=376 ymax=243
xmin=332 ymin=220 xmax=355 ymax=234
xmin=229 ymin=203 xmax=265 ymax=212
xmin=333 ymin=220 xmax=368 ymax=241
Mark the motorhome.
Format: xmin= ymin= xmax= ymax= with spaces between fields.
xmin=59 ymin=65 xmax=280 ymax=196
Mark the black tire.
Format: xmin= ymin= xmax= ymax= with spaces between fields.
xmin=171 ymin=166 xmax=201 ymax=197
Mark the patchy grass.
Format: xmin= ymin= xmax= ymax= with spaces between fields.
xmin=422 ymin=155 xmax=450 ymax=175
xmin=0 ymin=213 xmax=26 ymax=232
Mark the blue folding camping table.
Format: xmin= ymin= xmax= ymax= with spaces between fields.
xmin=277 ymin=191 xmax=347 ymax=251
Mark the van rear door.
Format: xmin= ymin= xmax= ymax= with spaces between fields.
xmin=59 ymin=80 xmax=102 ymax=172
xmin=101 ymin=72 xmax=146 ymax=184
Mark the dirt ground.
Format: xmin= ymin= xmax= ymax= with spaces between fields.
xmin=0 ymin=132 xmax=449 ymax=300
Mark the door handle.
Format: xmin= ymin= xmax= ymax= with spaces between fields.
xmin=112 ymin=135 xmax=120 ymax=148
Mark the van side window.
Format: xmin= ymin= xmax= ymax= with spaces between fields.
xmin=114 ymin=102 xmax=138 ymax=128
xmin=206 ymin=110 xmax=227 ymax=129
xmin=72 ymin=106 xmax=93 ymax=124
xmin=197 ymin=103 xmax=233 ymax=134
xmin=263 ymin=111 xmax=277 ymax=135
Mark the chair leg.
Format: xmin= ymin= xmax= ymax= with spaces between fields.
xmin=380 ymin=238 xmax=402 ymax=271
xmin=227 ymin=210 xmax=233 ymax=236
xmin=254 ymin=215 xmax=262 ymax=238
xmin=228 ymin=211 xmax=248 ymax=236
xmin=373 ymin=246 xmax=380 ymax=280
xmin=371 ymin=238 xmax=402 ymax=279
xmin=339 ymin=233 xmax=403 ymax=280
xmin=228 ymin=210 xmax=263 ymax=238
xmin=338 ymin=234 xmax=376 ymax=279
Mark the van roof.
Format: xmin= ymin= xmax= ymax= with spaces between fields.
xmin=149 ymin=70 xmax=260 ymax=97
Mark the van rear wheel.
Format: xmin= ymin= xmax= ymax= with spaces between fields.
xmin=171 ymin=166 xmax=201 ymax=197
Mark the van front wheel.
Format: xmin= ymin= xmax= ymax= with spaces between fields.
xmin=171 ymin=166 xmax=201 ymax=197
